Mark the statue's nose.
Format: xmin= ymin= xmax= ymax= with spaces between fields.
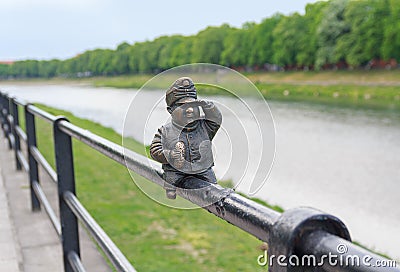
xmin=186 ymin=107 xmax=194 ymax=114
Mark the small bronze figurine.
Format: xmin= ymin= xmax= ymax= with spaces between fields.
xmin=150 ymin=77 xmax=222 ymax=199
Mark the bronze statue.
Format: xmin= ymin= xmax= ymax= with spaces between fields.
xmin=150 ymin=77 xmax=222 ymax=199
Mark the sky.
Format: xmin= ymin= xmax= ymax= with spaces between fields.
xmin=0 ymin=0 xmax=320 ymax=61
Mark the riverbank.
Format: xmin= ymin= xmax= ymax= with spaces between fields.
xmin=92 ymin=70 xmax=400 ymax=111
xmin=2 ymin=70 xmax=400 ymax=111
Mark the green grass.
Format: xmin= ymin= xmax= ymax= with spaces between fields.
xmin=93 ymin=75 xmax=152 ymax=89
xmin=32 ymin=104 xmax=271 ymax=272
xmin=256 ymin=83 xmax=400 ymax=110
xmin=245 ymin=70 xmax=400 ymax=84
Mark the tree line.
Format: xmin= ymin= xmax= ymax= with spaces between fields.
xmin=1 ymin=0 xmax=399 ymax=79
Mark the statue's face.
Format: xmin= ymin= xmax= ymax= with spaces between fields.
xmin=171 ymin=102 xmax=200 ymax=127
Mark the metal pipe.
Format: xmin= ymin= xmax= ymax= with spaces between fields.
xmin=8 ymin=134 xmax=15 ymax=148
xmin=58 ymin=120 xmax=165 ymax=184
xmin=14 ymin=97 xmax=27 ymax=107
xmin=32 ymin=181 xmax=62 ymax=236
xmin=31 ymin=146 xmax=57 ymax=183
xmin=7 ymin=114 xmax=13 ymax=126
xmin=16 ymin=126 xmax=27 ymax=142
xmin=67 ymin=251 xmax=87 ymax=272
xmin=301 ymin=231 xmax=400 ymax=272
xmin=27 ymin=104 xmax=58 ymax=123
xmin=64 ymin=191 xmax=137 ymax=272
xmin=17 ymin=150 xmax=29 ymax=172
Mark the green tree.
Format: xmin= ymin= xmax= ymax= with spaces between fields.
xmin=335 ymin=0 xmax=389 ymax=67
xmin=248 ymin=14 xmax=282 ymax=67
xmin=38 ymin=59 xmax=60 ymax=77
xmin=296 ymin=2 xmax=328 ymax=67
xmin=0 ymin=64 xmax=10 ymax=78
xmin=169 ymin=36 xmax=194 ymax=66
xmin=191 ymin=25 xmax=233 ymax=64
xmin=111 ymin=42 xmax=131 ymax=75
xmin=220 ymin=27 xmax=251 ymax=67
xmin=315 ymin=0 xmax=349 ymax=69
xmin=381 ymin=0 xmax=400 ymax=61
xmin=272 ymin=13 xmax=306 ymax=67
xmin=157 ymin=35 xmax=185 ymax=70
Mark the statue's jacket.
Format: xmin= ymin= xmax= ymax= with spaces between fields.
xmin=150 ymin=102 xmax=222 ymax=175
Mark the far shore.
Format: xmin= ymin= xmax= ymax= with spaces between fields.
xmin=1 ymin=70 xmax=400 ymax=111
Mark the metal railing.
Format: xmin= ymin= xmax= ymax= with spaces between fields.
xmin=0 ymin=92 xmax=136 ymax=272
xmin=0 ymin=90 xmax=398 ymax=272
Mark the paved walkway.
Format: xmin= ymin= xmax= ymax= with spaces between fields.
xmin=0 ymin=154 xmax=21 ymax=271
xmin=0 ymin=135 xmax=111 ymax=272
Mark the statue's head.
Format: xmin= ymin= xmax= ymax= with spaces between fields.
xmin=166 ymin=77 xmax=200 ymax=127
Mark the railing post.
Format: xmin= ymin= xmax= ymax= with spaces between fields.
xmin=25 ymin=104 xmax=41 ymax=211
xmin=54 ymin=116 xmax=80 ymax=272
xmin=11 ymin=98 xmax=22 ymax=170
xmin=4 ymin=94 xmax=12 ymax=149
xmin=0 ymin=93 xmax=5 ymax=135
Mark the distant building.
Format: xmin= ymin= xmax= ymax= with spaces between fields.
xmin=0 ymin=60 xmax=14 ymax=65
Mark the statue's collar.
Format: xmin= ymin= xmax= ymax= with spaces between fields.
xmin=172 ymin=120 xmax=199 ymax=132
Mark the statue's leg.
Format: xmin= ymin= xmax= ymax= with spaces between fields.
xmin=196 ymin=168 xmax=217 ymax=184
xmin=163 ymin=171 xmax=185 ymax=199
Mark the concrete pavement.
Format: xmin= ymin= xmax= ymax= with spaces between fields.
xmin=0 ymin=157 xmax=21 ymax=271
xmin=0 ymin=135 xmax=112 ymax=272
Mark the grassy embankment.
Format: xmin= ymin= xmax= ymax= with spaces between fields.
xmin=30 ymin=104 xmax=279 ymax=272
xmin=93 ymin=70 xmax=400 ymax=111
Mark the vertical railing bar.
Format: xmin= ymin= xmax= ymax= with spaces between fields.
xmin=0 ymin=93 xmax=6 ymax=137
xmin=5 ymin=95 xmax=12 ymax=149
xmin=25 ymin=103 xmax=41 ymax=211
xmin=54 ymin=116 xmax=80 ymax=272
xmin=11 ymin=98 xmax=22 ymax=170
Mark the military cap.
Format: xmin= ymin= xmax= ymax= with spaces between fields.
xmin=166 ymin=77 xmax=197 ymax=107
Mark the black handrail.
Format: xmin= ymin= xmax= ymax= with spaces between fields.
xmin=68 ymin=251 xmax=87 ymax=272
xmin=0 ymin=92 xmax=136 ymax=272
xmin=30 ymin=146 xmax=58 ymax=183
xmin=0 ymin=91 xmax=398 ymax=272
xmin=32 ymin=180 xmax=62 ymax=236
xmin=64 ymin=191 xmax=136 ymax=272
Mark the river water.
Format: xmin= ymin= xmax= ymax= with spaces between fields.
xmin=1 ymin=83 xmax=399 ymax=259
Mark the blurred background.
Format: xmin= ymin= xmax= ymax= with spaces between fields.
xmin=1 ymin=0 xmax=399 ymax=269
